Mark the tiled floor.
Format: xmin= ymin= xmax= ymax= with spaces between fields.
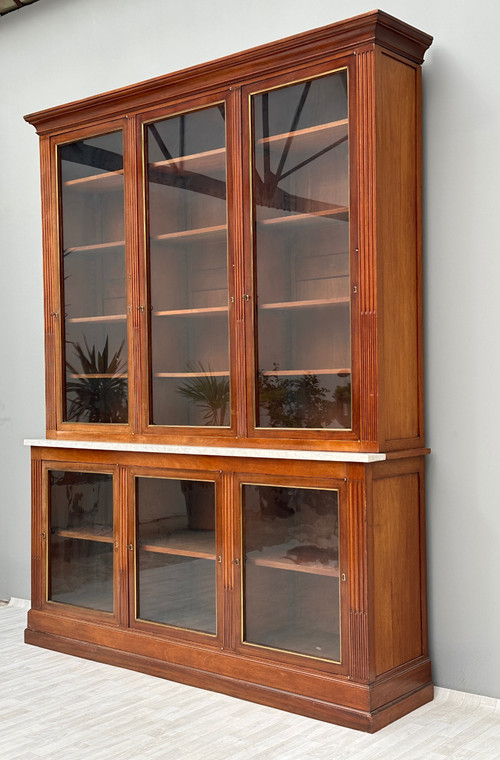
xmin=1 ymin=599 xmax=499 ymax=759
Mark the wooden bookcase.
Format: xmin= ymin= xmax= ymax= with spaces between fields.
xmin=24 ymin=10 xmax=433 ymax=732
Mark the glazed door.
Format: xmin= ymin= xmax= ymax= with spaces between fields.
xmin=55 ymin=124 xmax=132 ymax=430
xmin=141 ymin=95 xmax=237 ymax=435
xmin=243 ymin=61 xmax=357 ymax=442
xmin=235 ymin=473 xmax=348 ymax=669
xmin=128 ymin=467 xmax=223 ymax=645
xmin=41 ymin=462 xmax=120 ymax=621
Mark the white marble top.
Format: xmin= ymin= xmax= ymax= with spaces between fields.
xmin=24 ymin=438 xmax=386 ymax=463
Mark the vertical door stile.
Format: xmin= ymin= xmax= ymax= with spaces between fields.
xmin=240 ymin=86 xmax=257 ymax=437
xmin=347 ymin=55 xmax=361 ymax=442
xmin=220 ymin=469 xmax=235 ymax=650
xmin=232 ymin=474 xmax=244 ymax=651
xmin=30 ymin=455 xmax=44 ymax=610
xmin=124 ymin=114 xmax=142 ymax=435
xmin=116 ymin=464 xmax=129 ymax=626
xmin=227 ymin=86 xmax=247 ymax=439
xmin=126 ymin=468 xmax=137 ymax=627
xmin=43 ymin=136 xmax=61 ymax=432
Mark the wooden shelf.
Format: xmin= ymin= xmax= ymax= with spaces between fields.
xmin=153 ymin=306 xmax=228 ymax=318
xmin=259 ymin=297 xmax=349 ymax=311
xmin=154 ymin=371 xmax=229 ymax=379
xmin=140 ymin=530 xmax=216 ymax=560
xmin=246 ymin=544 xmax=339 ymax=577
xmin=259 ymin=208 xmax=348 ymax=227
xmin=154 ymin=224 xmax=227 ymax=244
xmin=246 ymin=626 xmax=340 ymax=661
xmin=259 ymin=119 xmax=348 ymax=151
xmin=54 ymin=526 xmax=113 ymax=544
xmin=260 ymin=368 xmax=350 ymax=377
xmin=151 ymin=147 xmax=225 ymax=173
xmin=68 ymin=373 xmax=128 ymax=379
xmin=66 ymin=314 xmax=127 ymax=324
xmin=64 ymin=241 xmax=125 ymax=255
xmin=64 ymin=170 xmax=124 ymax=192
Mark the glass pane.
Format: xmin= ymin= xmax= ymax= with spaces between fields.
xmin=146 ymin=105 xmax=230 ymax=426
xmin=60 ymin=132 xmax=128 ymax=424
xmin=252 ymin=71 xmax=351 ymax=429
xmin=243 ymin=484 xmax=340 ymax=661
xmin=49 ymin=470 xmax=114 ymax=612
xmin=136 ymin=477 xmax=216 ymax=634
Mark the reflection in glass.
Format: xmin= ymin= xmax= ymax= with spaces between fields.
xmin=243 ymin=484 xmax=340 ymax=661
xmin=59 ymin=132 xmax=128 ymax=423
xmin=135 ymin=477 xmax=216 ymax=634
xmin=252 ymin=71 xmax=352 ymax=429
xmin=49 ymin=470 xmax=114 ymax=612
xmin=146 ymin=105 xmax=230 ymax=427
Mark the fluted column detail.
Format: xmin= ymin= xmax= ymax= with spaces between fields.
xmin=356 ymin=49 xmax=378 ymax=445
xmin=348 ymin=476 xmax=369 ymax=680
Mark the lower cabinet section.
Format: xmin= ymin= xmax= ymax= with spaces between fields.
xmin=27 ymin=445 xmax=432 ymax=732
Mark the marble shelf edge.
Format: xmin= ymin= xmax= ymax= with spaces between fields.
xmin=23 ymin=439 xmax=386 ymax=463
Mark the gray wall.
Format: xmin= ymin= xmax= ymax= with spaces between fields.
xmin=1 ymin=0 xmax=499 ymax=700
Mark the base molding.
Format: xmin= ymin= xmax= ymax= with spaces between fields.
xmin=25 ymin=626 xmax=433 ymax=733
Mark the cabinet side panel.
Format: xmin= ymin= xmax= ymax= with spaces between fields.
xmin=372 ymin=472 xmax=423 ymax=675
xmin=376 ymin=52 xmax=422 ymax=445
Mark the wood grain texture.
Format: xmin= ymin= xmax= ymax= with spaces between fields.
xmin=28 ymin=445 xmax=431 ymax=730
xmin=376 ymin=51 xmax=423 ymax=448
xmin=348 ymin=475 xmax=369 ymax=681
xmin=40 ymin=135 xmax=60 ymax=433
xmin=26 ymin=12 xmax=433 ymax=732
xmin=30 ymin=458 xmax=43 ymax=610
xmin=355 ymin=49 xmax=378 ymax=447
xmin=371 ymin=470 xmax=424 ymax=676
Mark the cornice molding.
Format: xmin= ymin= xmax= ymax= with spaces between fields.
xmin=25 ymin=9 xmax=432 ymax=135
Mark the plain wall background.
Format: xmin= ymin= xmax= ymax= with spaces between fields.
xmin=1 ymin=0 xmax=499 ymax=700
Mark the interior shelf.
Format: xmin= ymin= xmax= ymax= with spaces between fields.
xmin=154 ymin=371 xmax=229 ymax=378
xmin=139 ymin=530 xmax=216 ymax=560
xmin=64 ymin=241 xmax=125 ymax=255
xmin=259 ymin=118 xmax=348 ymax=150
xmin=54 ymin=526 xmax=113 ymax=543
xmin=66 ymin=314 xmax=127 ymax=324
xmin=259 ymin=297 xmax=349 ymax=311
xmin=64 ymin=170 xmax=124 ymax=192
xmin=246 ymin=545 xmax=339 ymax=577
xmin=153 ymin=306 xmax=228 ymax=318
xmin=68 ymin=373 xmax=128 ymax=379
xmin=260 ymin=207 xmax=348 ymax=226
xmin=259 ymin=207 xmax=348 ymax=227
xmin=259 ymin=368 xmax=350 ymax=377
xmin=245 ymin=626 xmax=340 ymax=661
xmin=150 ymin=147 xmax=225 ymax=173
xmin=154 ymin=224 xmax=227 ymax=244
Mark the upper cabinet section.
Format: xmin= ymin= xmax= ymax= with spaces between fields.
xmin=26 ymin=10 xmax=432 ymax=452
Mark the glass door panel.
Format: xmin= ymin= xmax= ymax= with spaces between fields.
xmin=48 ymin=470 xmax=114 ymax=612
xmin=251 ymin=71 xmax=351 ymax=430
xmin=242 ymin=483 xmax=340 ymax=661
xmin=135 ymin=476 xmax=217 ymax=634
xmin=59 ymin=131 xmax=128 ymax=424
xmin=145 ymin=105 xmax=230 ymax=427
